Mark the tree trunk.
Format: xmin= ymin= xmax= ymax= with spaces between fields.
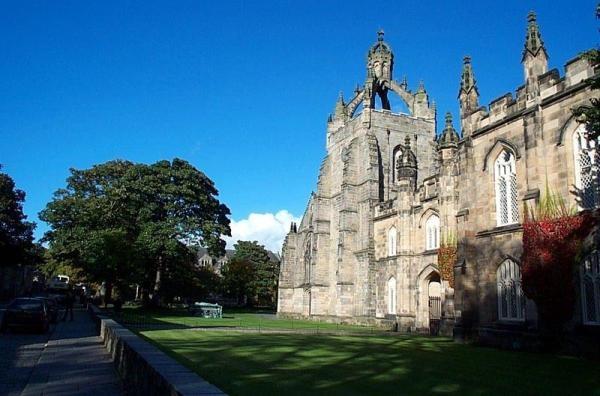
xmin=104 ymin=282 xmax=113 ymax=308
xmin=141 ymin=288 xmax=150 ymax=307
xmin=151 ymin=256 xmax=163 ymax=307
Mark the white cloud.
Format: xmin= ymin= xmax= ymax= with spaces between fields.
xmin=224 ymin=210 xmax=301 ymax=253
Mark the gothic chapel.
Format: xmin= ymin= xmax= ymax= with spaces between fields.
xmin=278 ymin=12 xmax=600 ymax=342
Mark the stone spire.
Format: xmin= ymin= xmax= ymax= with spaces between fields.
xmin=414 ymin=80 xmax=430 ymax=117
xmin=438 ymin=112 xmax=460 ymax=148
xmin=522 ymin=11 xmax=547 ymax=62
xmin=334 ymin=91 xmax=347 ymax=120
xmin=522 ymin=11 xmax=548 ymax=96
xmin=458 ymin=56 xmax=479 ymax=117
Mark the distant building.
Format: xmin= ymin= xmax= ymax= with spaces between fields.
xmin=196 ymin=248 xmax=235 ymax=274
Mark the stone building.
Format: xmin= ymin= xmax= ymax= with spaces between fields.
xmin=197 ymin=247 xmax=235 ymax=275
xmin=278 ymin=12 xmax=600 ymax=341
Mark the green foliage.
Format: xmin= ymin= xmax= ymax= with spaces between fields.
xmin=38 ymin=248 xmax=83 ymax=282
xmin=0 ymin=165 xmax=36 ymax=267
xmin=220 ymin=241 xmax=279 ymax=307
xmin=40 ymin=158 xmax=231 ymax=304
xmin=525 ymin=183 xmax=577 ymax=222
xmin=220 ymin=257 xmax=256 ymax=305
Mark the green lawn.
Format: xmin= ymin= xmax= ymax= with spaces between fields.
xmin=137 ymin=328 xmax=600 ymax=396
xmin=115 ymin=307 xmax=385 ymax=333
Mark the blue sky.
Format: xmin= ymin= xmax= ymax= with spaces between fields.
xmin=1 ymin=1 xmax=598 ymax=251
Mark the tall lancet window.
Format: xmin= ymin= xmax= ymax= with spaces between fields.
xmin=425 ymin=214 xmax=440 ymax=250
xmin=573 ymin=126 xmax=599 ymax=209
xmin=387 ymin=227 xmax=397 ymax=257
xmin=495 ymin=150 xmax=519 ymax=226
xmin=497 ymin=259 xmax=525 ymax=321
xmin=387 ymin=276 xmax=396 ymax=314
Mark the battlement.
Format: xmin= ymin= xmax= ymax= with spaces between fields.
xmin=464 ymin=54 xmax=595 ymax=137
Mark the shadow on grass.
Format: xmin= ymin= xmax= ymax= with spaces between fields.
xmin=138 ymin=330 xmax=600 ymax=396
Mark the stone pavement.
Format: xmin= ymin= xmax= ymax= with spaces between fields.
xmin=18 ymin=307 xmax=124 ymax=396
xmin=0 ymin=320 xmax=51 ymax=396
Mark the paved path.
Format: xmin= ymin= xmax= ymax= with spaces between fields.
xmin=0 ymin=319 xmax=51 ymax=396
xmin=15 ymin=307 xmax=124 ymax=396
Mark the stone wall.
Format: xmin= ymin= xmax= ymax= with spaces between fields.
xmin=89 ymin=306 xmax=225 ymax=396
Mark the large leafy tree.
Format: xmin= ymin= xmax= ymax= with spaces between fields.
xmin=40 ymin=158 xmax=231 ymax=304
xmin=221 ymin=257 xmax=255 ymax=306
xmin=0 ymin=165 xmax=36 ymax=266
xmin=222 ymin=241 xmax=280 ymax=307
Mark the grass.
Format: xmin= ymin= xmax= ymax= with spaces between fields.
xmin=137 ymin=329 xmax=600 ymax=396
xmin=113 ymin=306 xmax=385 ymax=333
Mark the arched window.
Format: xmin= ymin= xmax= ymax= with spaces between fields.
xmin=387 ymin=227 xmax=397 ymax=257
xmin=495 ymin=150 xmax=519 ymax=226
xmin=393 ymin=148 xmax=403 ymax=182
xmin=573 ymin=126 xmax=599 ymax=209
xmin=388 ymin=276 xmax=396 ymax=314
xmin=497 ymin=259 xmax=525 ymax=321
xmin=425 ymin=214 xmax=440 ymax=250
xmin=303 ymin=235 xmax=312 ymax=284
xmin=581 ymin=250 xmax=600 ymax=325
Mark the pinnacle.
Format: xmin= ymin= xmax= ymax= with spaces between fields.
xmin=445 ymin=112 xmax=453 ymax=125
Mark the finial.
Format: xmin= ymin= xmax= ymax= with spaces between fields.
xmin=522 ymin=9 xmax=546 ymax=61
xmin=404 ymin=135 xmax=411 ymax=147
xmin=445 ymin=112 xmax=453 ymax=125
xmin=463 ymin=55 xmax=471 ymax=65
xmin=337 ymin=91 xmax=344 ymax=102
xmin=377 ymin=29 xmax=384 ymax=41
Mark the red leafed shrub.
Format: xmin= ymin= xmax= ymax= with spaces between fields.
xmin=438 ymin=245 xmax=456 ymax=288
xmin=521 ymin=211 xmax=595 ymax=326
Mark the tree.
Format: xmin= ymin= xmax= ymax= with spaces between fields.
xmin=0 ymin=165 xmax=36 ymax=266
xmin=573 ymin=5 xmax=600 ymax=140
xmin=38 ymin=249 xmax=84 ymax=284
xmin=40 ymin=158 xmax=231 ymax=305
xmin=222 ymin=241 xmax=280 ymax=307
xmin=220 ymin=257 xmax=255 ymax=306
xmin=133 ymin=159 xmax=231 ymax=305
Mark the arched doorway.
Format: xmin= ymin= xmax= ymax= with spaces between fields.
xmin=417 ymin=266 xmax=443 ymax=334
xmin=428 ymin=273 xmax=442 ymax=335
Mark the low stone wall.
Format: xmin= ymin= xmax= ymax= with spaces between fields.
xmin=455 ymin=323 xmax=600 ymax=358
xmin=89 ymin=306 xmax=225 ymax=396
xmin=277 ymin=312 xmax=395 ymax=329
